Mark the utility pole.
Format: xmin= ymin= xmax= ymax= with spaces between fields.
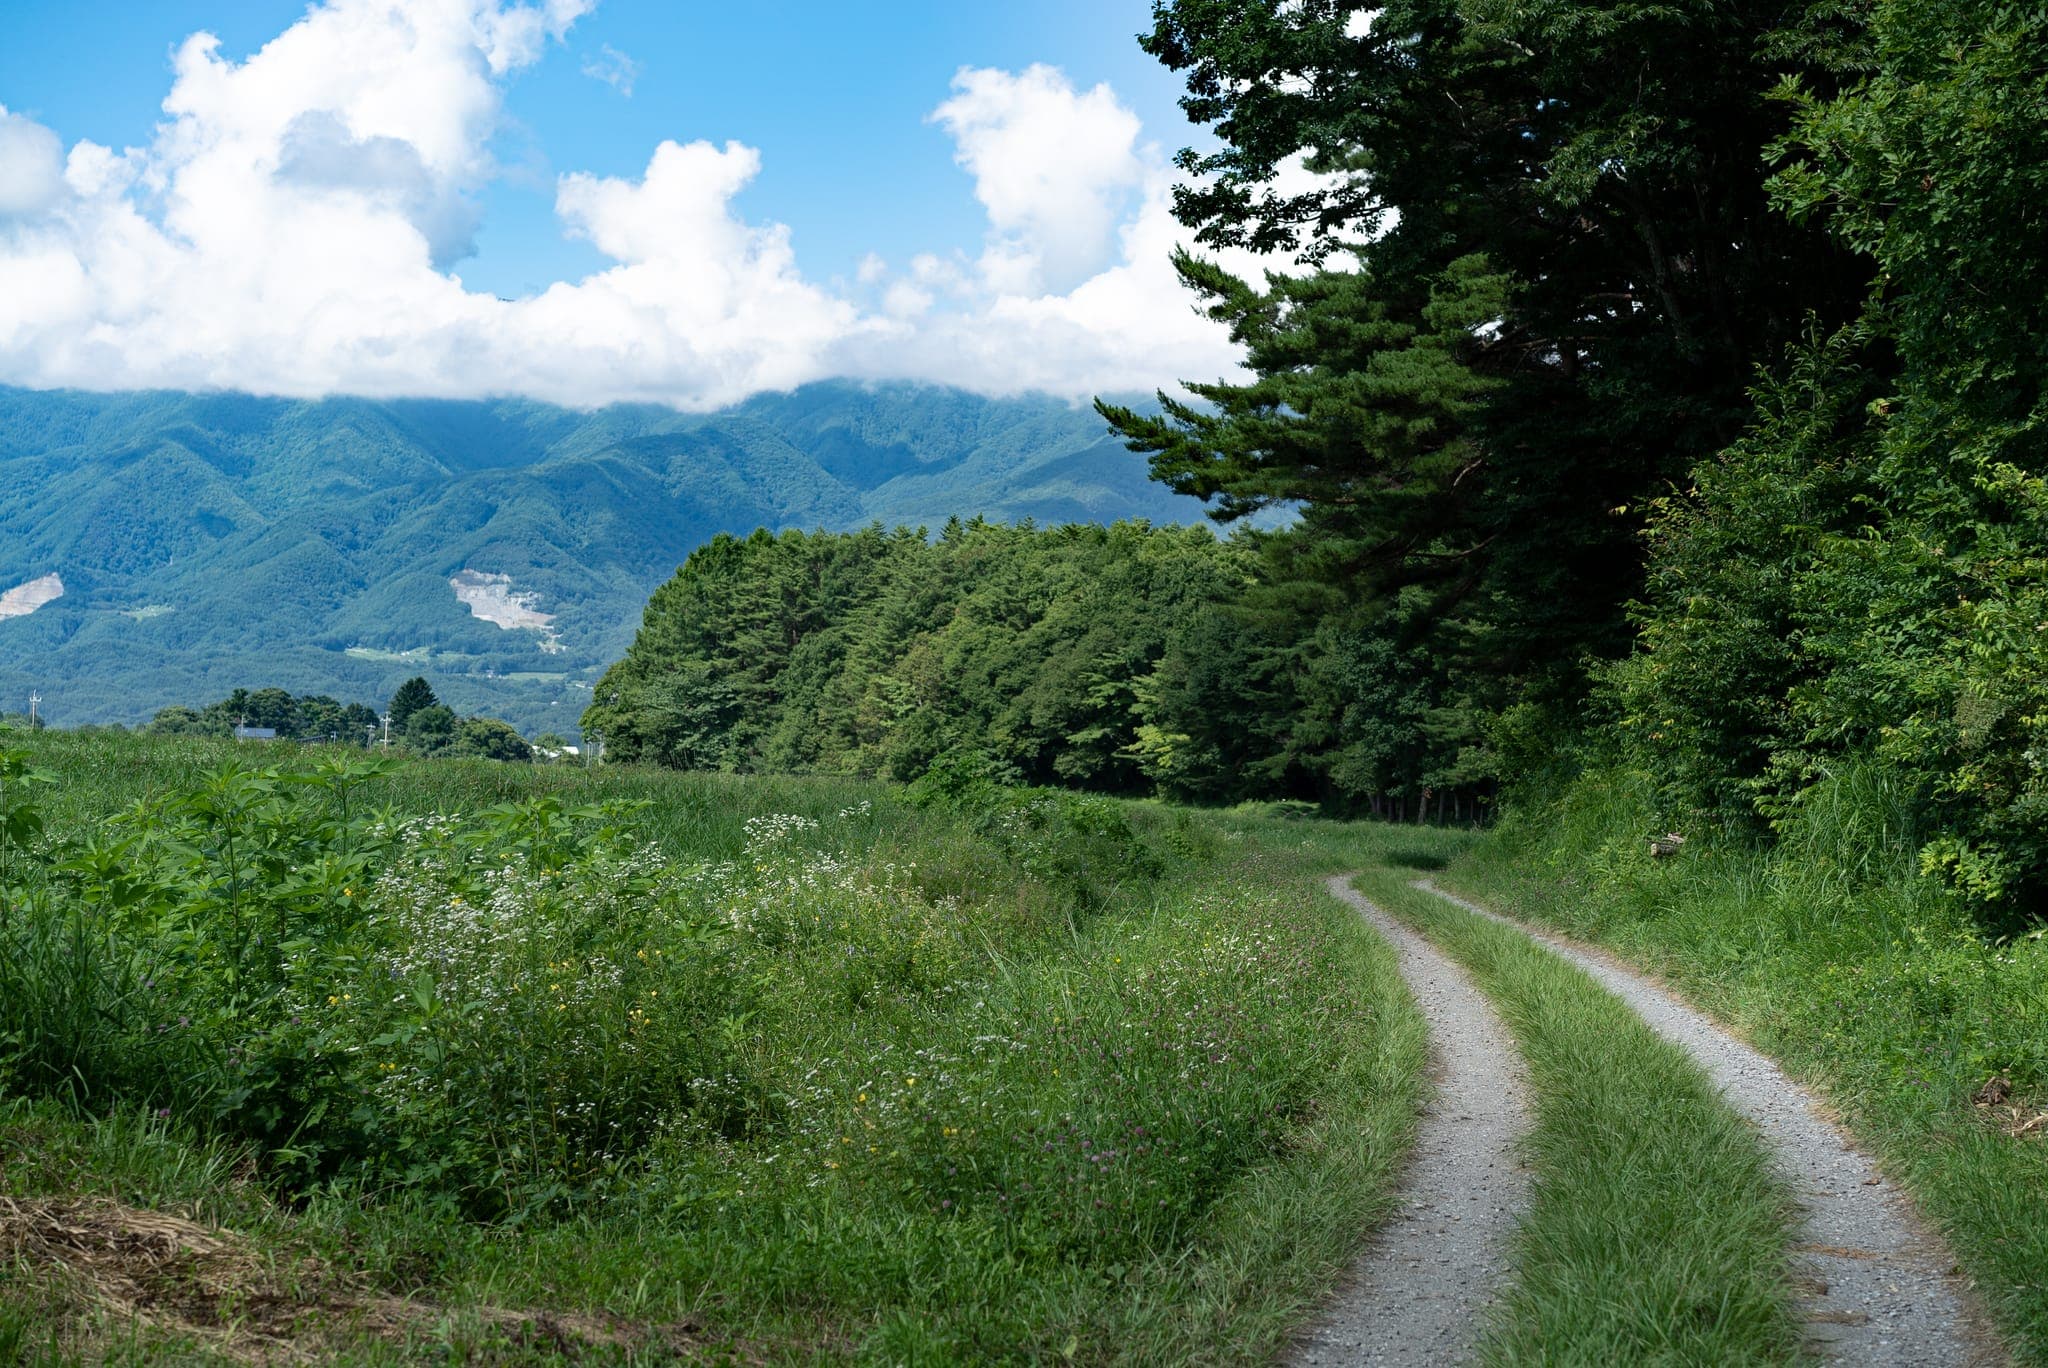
xmin=380 ymin=713 xmax=392 ymax=748
xmin=27 ymin=692 xmax=41 ymax=728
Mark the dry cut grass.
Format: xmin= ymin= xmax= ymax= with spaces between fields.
xmin=0 ymin=1194 xmax=753 ymax=1364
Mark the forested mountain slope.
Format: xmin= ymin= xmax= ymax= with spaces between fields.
xmin=0 ymin=382 xmax=1199 ymax=732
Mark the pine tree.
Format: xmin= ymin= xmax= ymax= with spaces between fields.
xmin=1104 ymin=0 xmax=1874 ymax=724
xmin=387 ymin=676 xmax=439 ymax=734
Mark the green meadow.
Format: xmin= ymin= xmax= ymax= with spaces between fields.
xmin=0 ymin=728 xmax=1426 ymax=1364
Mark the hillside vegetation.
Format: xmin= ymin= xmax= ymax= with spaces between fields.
xmin=588 ymin=518 xmax=1494 ymax=815
xmin=0 ymin=728 xmax=1426 ymax=1362
xmin=0 ymin=382 xmax=1201 ymax=736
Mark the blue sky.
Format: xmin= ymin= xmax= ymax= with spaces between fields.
xmin=0 ymin=1 xmax=1250 ymax=407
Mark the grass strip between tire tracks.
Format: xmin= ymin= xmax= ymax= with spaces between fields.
xmin=1352 ymin=868 xmax=1807 ymax=1366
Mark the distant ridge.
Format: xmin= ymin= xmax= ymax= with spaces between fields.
xmin=0 ymin=381 xmax=1196 ymax=733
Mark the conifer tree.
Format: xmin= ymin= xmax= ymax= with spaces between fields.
xmin=1102 ymin=0 xmax=1874 ymax=720
xmin=386 ymin=676 xmax=439 ymax=734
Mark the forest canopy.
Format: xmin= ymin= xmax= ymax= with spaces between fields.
xmin=584 ymin=520 xmax=1486 ymax=818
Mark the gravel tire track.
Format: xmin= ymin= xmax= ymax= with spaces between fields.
xmin=1288 ymin=875 xmax=1533 ymax=1367
xmin=1415 ymin=878 xmax=2000 ymax=1367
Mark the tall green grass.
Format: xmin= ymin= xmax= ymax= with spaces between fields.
xmin=0 ymin=730 xmax=1428 ymax=1363
xmin=1450 ymin=763 xmax=2048 ymax=1363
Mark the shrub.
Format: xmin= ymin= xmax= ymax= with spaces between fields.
xmin=908 ymin=748 xmax=1163 ymax=906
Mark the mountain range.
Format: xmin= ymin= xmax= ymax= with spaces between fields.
xmin=0 ymin=382 xmax=1205 ymax=735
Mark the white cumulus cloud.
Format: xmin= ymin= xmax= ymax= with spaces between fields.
xmin=837 ymin=67 xmax=1293 ymax=399
xmin=0 ymin=107 xmax=66 ymax=217
xmin=839 ymin=172 xmax=1254 ymax=399
xmin=511 ymin=139 xmax=863 ymax=404
xmin=930 ymin=64 xmax=1148 ymax=295
xmin=0 ymin=1 xmax=1276 ymax=409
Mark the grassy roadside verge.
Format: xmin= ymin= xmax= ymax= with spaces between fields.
xmin=1351 ymin=866 xmax=1805 ymax=1365
xmin=1443 ymin=765 xmax=2048 ymax=1364
xmin=0 ymin=731 xmax=1429 ymax=1364
xmin=1079 ymin=825 xmax=1431 ymax=1363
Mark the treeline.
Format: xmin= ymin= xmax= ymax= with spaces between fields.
xmin=149 ymin=679 xmax=541 ymax=762
xmin=583 ymin=519 xmax=1491 ymax=818
xmin=151 ymin=688 xmax=381 ymax=743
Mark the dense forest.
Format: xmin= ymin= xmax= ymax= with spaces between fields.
xmin=594 ymin=0 xmax=2048 ymax=917
xmin=584 ymin=519 xmax=1487 ymax=817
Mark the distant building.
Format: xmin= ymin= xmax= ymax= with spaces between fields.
xmin=233 ymin=725 xmax=279 ymax=741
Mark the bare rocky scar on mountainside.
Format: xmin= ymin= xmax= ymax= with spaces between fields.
xmin=449 ymin=570 xmax=564 ymax=653
xmin=0 ymin=573 xmax=64 ymax=620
